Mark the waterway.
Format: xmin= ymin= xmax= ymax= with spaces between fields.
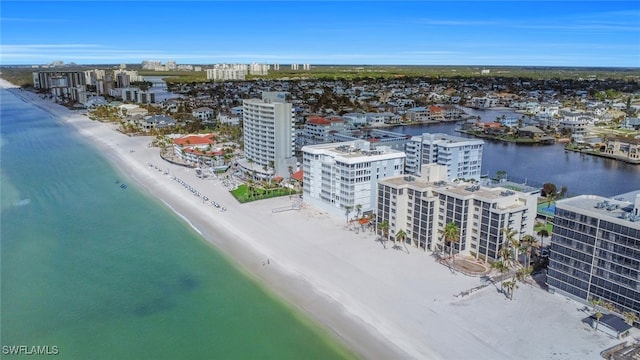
xmin=388 ymin=107 xmax=640 ymax=197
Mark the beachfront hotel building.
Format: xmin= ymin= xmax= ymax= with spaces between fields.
xmin=171 ymin=133 xmax=227 ymax=168
xmin=547 ymin=191 xmax=640 ymax=316
xmin=239 ymin=92 xmax=296 ymax=180
xmin=302 ymin=140 xmax=406 ymax=218
xmin=376 ymin=164 xmax=538 ymax=259
xmin=404 ymin=133 xmax=484 ymax=181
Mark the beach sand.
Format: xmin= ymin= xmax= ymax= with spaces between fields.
xmin=2 ymin=79 xmax=631 ymax=359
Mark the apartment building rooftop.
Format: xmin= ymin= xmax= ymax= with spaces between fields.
xmin=557 ymin=191 xmax=640 ymax=227
xmin=303 ymin=140 xmax=405 ymax=162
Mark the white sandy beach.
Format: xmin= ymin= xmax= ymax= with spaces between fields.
xmin=2 ymin=79 xmax=633 ymax=359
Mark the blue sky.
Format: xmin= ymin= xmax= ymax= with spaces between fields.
xmin=1 ymin=1 xmax=638 ymax=67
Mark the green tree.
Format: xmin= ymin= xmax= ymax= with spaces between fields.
xmin=520 ymin=234 xmax=539 ymax=270
xmin=491 ymin=260 xmax=507 ymax=273
xmin=499 ymin=246 xmax=515 ymax=270
xmin=537 ymin=228 xmax=550 ymax=250
xmin=589 ymin=297 xmax=604 ymax=332
xmin=344 ymin=205 xmax=352 ymax=224
xmin=622 ymin=311 xmax=639 ymax=326
xmin=377 ymin=220 xmax=390 ymax=248
xmin=440 ymin=222 xmax=461 ymax=257
xmin=542 ymin=183 xmax=557 ymax=198
xmin=501 ymin=227 xmax=520 ymax=263
xmin=502 ymin=277 xmax=518 ymax=300
xmin=355 ymin=204 xmax=362 ymax=219
xmin=395 ymin=229 xmax=407 ymax=249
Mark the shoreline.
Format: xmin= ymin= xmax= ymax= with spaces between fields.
xmin=2 ymin=80 xmax=627 ymax=360
xmin=0 ymin=81 xmax=412 ymax=359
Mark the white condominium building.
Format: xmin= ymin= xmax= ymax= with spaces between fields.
xmin=377 ymin=164 xmax=538 ymax=260
xmin=206 ymin=64 xmax=249 ymax=81
xmin=302 ymin=140 xmax=406 ymax=217
xmin=240 ymin=92 xmax=296 ymax=179
xmin=404 ymin=133 xmax=484 ymax=181
xmin=249 ymin=63 xmax=269 ymax=75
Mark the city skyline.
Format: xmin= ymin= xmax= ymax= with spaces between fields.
xmin=1 ymin=1 xmax=639 ymax=67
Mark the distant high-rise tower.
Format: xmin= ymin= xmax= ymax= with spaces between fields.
xmin=303 ymin=64 xmax=311 ymax=70
xmin=291 ymin=64 xmax=299 ymax=70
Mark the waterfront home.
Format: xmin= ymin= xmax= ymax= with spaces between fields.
xmin=470 ymin=95 xmax=498 ymax=109
xmin=192 ymin=107 xmax=214 ymax=122
xmin=559 ymin=118 xmax=589 ymax=135
xmin=499 ymin=116 xmax=520 ymax=128
xmin=622 ymin=118 xmax=640 ymax=130
xmin=341 ymin=112 xmax=368 ymax=127
xmin=406 ymin=106 xmax=430 ymax=122
xmin=603 ymin=137 xmax=640 ymax=160
xmin=441 ymin=105 xmax=464 ymax=120
xmin=517 ymin=126 xmax=549 ymax=141
xmin=141 ymin=115 xmax=176 ymax=131
xmin=428 ymin=106 xmax=445 ymax=121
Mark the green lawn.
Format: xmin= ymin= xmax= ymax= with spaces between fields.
xmin=231 ymin=184 xmax=298 ymax=203
xmin=534 ymin=221 xmax=553 ymax=234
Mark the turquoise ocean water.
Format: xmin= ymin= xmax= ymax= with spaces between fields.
xmin=0 ymin=89 xmax=354 ymax=359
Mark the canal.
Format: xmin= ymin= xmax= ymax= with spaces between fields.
xmin=387 ymin=107 xmax=640 ymax=197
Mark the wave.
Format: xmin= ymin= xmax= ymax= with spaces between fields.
xmin=14 ymin=198 xmax=31 ymax=207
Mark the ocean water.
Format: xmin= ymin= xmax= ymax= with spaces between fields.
xmin=0 ymin=89 xmax=354 ymax=359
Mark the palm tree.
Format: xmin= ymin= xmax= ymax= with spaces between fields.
xmin=377 ymin=220 xmax=390 ymax=248
xmin=499 ymin=246 xmax=515 ymax=270
xmin=344 ymin=205 xmax=352 ymax=224
xmin=537 ymin=228 xmax=550 ymax=250
xmin=395 ymin=229 xmax=407 ymax=250
xmin=520 ymin=234 xmax=539 ymax=270
xmin=501 ymin=227 xmax=520 ymax=263
xmin=502 ymin=277 xmax=518 ymax=300
xmin=491 ymin=260 xmax=507 ymax=273
xmin=440 ymin=222 xmax=461 ymax=257
xmin=622 ymin=311 xmax=639 ymax=326
xmin=355 ymin=204 xmax=362 ymax=220
xmin=589 ymin=297 xmax=604 ymax=332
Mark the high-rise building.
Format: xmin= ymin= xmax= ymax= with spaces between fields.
xmin=547 ymin=191 xmax=640 ymax=315
xmin=116 ymin=72 xmax=131 ymax=88
xmin=32 ymin=71 xmax=86 ymax=100
xmin=404 ymin=133 xmax=484 ymax=181
xmin=239 ymin=92 xmax=296 ymax=180
xmin=376 ymin=164 xmax=538 ymax=258
xmin=206 ymin=64 xmax=248 ymax=81
xmin=302 ymin=140 xmax=406 ymax=217
xmin=249 ymin=63 xmax=269 ymax=75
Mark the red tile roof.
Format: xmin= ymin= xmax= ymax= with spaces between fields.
xmin=291 ymin=170 xmax=303 ymax=181
xmin=174 ymin=134 xmax=216 ymax=146
xmin=307 ymin=116 xmax=330 ymax=125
